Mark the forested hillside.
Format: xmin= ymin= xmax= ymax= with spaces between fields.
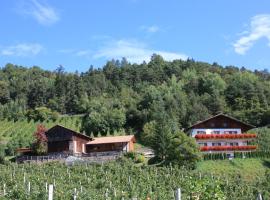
xmin=1 ymin=55 xmax=270 ymax=132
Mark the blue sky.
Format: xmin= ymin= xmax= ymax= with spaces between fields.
xmin=0 ymin=0 xmax=270 ymax=72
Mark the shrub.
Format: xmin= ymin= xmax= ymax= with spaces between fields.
xmin=135 ymin=154 xmax=145 ymax=163
xmin=124 ymin=152 xmax=136 ymax=160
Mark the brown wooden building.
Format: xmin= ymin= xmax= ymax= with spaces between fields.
xmin=45 ymin=125 xmax=135 ymax=155
xmin=186 ymin=113 xmax=255 ymax=133
xmin=86 ymin=135 xmax=136 ymax=153
xmin=46 ymin=125 xmax=92 ymax=154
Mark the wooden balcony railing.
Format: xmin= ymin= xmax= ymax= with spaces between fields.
xmin=200 ymin=145 xmax=257 ymax=151
xmin=195 ymin=134 xmax=256 ymax=140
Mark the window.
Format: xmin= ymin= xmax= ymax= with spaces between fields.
xmin=212 ymin=143 xmax=222 ymax=146
xmin=224 ymin=131 xmax=238 ymax=134
xmin=210 ymin=122 xmax=215 ymax=127
xmin=211 ymin=131 xmax=220 ymax=134
xmin=197 ymin=131 xmax=206 ymax=134
xmin=198 ymin=143 xmax=207 ymax=147
xmin=223 ymin=122 xmax=228 ymax=127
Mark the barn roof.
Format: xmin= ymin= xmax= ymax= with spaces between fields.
xmin=46 ymin=125 xmax=93 ymax=141
xmin=186 ymin=113 xmax=255 ymax=131
xmin=86 ymin=135 xmax=135 ymax=145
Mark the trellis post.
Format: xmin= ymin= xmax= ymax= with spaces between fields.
xmin=175 ymin=188 xmax=181 ymax=200
xmin=3 ymin=183 xmax=6 ymax=196
xmin=48 ymin=184 xmax=53 ymax=200
xmin=74 ymin=188 xmax=77 ymax=200
xmin=257 ymin=193 xmax=263 ymax=200
xmin=28 ymin=181 xmax=31 ymax=194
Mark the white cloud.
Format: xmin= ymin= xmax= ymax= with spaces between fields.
xmin=75 ymin=50 xmax=92 ymax=57
xmin=93 ymin=39 xmax=188 ymax=63
xmin=0 ymin=43 xmax=43 ymax=57
xmin=233 ymin=14 xmax=270 ymax=55
xmin=20 ymin=0 xmax=59 ymax=25
xmin=141 ymin=25 xmax=160 ymax=33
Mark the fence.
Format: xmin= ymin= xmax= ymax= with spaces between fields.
xmin=16 ymin=151 xmax=123 ymax=163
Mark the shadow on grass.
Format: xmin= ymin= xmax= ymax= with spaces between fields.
xmin=262 ymin=159 xmax=270 ymax=168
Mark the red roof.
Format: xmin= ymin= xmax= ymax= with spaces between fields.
xmin=86 ymin=135 xmax=135 ymax=145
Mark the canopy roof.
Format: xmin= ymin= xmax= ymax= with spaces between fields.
xmin=86 ymin=135 xmax=135 ymax=145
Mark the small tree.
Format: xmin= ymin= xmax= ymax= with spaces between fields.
xmin=32 ymin=124 xmax=47 ymax=155
xmin=142 ymin=117 xmax=201 ymax=168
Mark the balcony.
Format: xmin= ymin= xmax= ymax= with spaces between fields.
xmin=195 ymin=133 xmax=256 ymax=140
xmin=200 ymin=145 xmax=257 ymax=151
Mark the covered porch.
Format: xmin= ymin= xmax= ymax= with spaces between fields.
xmin=85 ymin=135 xmax=135 ymax=153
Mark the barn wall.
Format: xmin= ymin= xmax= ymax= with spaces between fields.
xmin=46 ymin=126 xmax=73 ymax=142
xmin=73 ymin=136 xmax=89 ymax=153
xmin=129 ymin=141 xmax=134 ymax=151
xmin=47 ymin=141 xmax=70 ymax=153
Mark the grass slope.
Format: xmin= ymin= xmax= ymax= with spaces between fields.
xmin=196 ymin=158 xmax=270 ymax=182
xmin=0 ymin=116 xmax=82 ymax=143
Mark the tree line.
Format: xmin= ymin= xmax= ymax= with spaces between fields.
xmin=1 ymin=55 xmax=270 ymax=135
xmin=1 ymin=54 xmax=270 ymax=165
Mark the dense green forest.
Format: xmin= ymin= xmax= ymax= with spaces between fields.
xmin=1 ymin=55 xmax=270 ymax=134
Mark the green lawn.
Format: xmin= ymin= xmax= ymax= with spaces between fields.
xmin=0 ymin=115 xmax=82 ymax=143
xmin=196 ymin=158 xmax=270 ymax=182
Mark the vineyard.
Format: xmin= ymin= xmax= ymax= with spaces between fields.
xmin=0 ymin=116 xmax=82 ymax=144
xmin=0 ymin=160 xmax=269 ymax=200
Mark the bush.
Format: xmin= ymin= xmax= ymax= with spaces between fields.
xmin=124 ymin=152 xmax=145 ymax=163
xmin=124 ymin=152 xmax=136 ymax=160
xmin=135 ymin=154 xmax=145 ymax=163
xmin=26 ymin=107 xmax=59 ymax=122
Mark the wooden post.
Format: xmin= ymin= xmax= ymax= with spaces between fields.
xmin=175 ymin=188 xmax=181 ymax=200
xmin=48 ymin=184 xmax=53 ymax=200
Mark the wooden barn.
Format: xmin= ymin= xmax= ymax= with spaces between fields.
xmin=45 ymin=125 xmax=135 ymax=155
xmin=46 ymin=125 xmax=92 ymax=154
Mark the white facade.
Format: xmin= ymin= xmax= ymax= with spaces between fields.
xmin=191 ymin=128 xmax=255 ymax=155
xmin=191 ymin=128 xmax=241 ymax=137
xmin=197 ymin=140 xmax=247 ymax=147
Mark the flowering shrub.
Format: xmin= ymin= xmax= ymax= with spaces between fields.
xmin=32 ymin=124 xmax=47 ymax=155
xmin=200 ymin=145 xmax=257 ymax=151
